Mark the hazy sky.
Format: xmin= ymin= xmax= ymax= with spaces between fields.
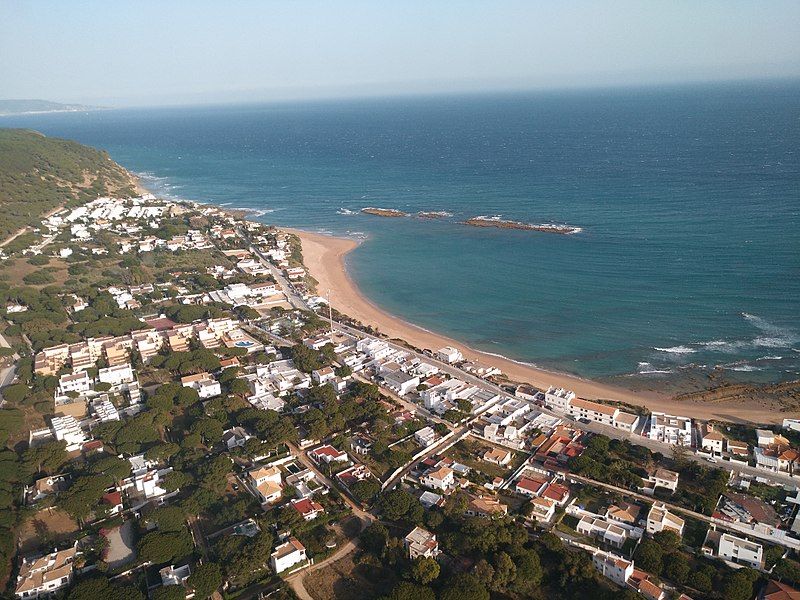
xmin=2 ymin=1 xmax=800 ymax=106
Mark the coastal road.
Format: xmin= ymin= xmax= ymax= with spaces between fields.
xmin=247 ymin=240 xmax=310 ymax=311
xmin=330 ymin=320 xmax=800 ymax=489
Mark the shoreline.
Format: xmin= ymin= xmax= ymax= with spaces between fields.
xmin=285 ymin=227 xmax=793 ymax=424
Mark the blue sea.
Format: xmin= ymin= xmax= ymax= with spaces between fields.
xmin=3 ymin=81 xmax=799 ymax=389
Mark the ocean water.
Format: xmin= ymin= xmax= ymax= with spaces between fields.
xmin=3 ymin=81 xmax=799 ymax=388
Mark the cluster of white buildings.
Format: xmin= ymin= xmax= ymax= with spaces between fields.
xmin=542 ymin=387 xmax=640 ymax=433
xmin=421 ymin=378 xmax=500 ymax=415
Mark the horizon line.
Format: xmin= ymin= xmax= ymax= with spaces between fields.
xmin=3 ymin=74 xmax=799 ymax=114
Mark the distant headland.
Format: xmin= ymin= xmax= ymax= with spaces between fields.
xmin=0 ymin=99 xmax=102 ymax=117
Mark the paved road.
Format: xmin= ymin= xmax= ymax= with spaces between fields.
xmin=382 ymin=424 xmax=471 ymax=491
xmin=0 ymin=331 xmax=19 ymax=407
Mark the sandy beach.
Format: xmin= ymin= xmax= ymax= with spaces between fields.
xmin=286 ymin=227 xmax=792 ymax=424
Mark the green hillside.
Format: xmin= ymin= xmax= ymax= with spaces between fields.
xmin=0 ymin=128 xmax=138 ymax=239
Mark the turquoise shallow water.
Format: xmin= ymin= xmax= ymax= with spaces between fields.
xmin=3 ymin=81 xmax=799 ymax=387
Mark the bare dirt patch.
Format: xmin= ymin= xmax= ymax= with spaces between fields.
xmin=303 ymin=554 xmax=395 ymax=600
xmin=17 ymin=507 xmax=79 ymax=553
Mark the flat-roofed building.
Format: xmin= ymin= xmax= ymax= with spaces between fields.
xmin=404 ymin=526 xmax=440 ymax=559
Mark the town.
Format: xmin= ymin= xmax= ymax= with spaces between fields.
xmin=2 ymin=193 xmax=800 ymax=600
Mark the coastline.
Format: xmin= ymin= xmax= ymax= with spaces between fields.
xmin=285 ymin=227 xmax=793 ymax=424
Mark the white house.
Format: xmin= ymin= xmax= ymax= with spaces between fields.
xmin=404 ymin=527 xmax=440 ymax=559
xmin=91 ymin=397 xmax=120 ymax=422
xmin=180 ymin=372 xmax=221 ymax=399
xmin=576 ymin=516 xmax=628 ymax=548
xmin=248 ymin=465 xmax=283 ymax=504
xmin=309 ymin=445 xmax=349 ymax=465
xmin=312 ymin=366 xmax=336 ymax=385
xmin=420 ymin=466 xmax=455 ymax=492
xmin=414 ymin=426 xmax=438 ymax=448
xmin=642 ymin=468 xmax=679 ymax=494
xmin=15 ymin=545 xmax=77 ymax=598
xmin=528 ymin=496 xmax=557 ymax=523
xmin=98 ymin=363 xmax=135 ymax=387
xmin=57 ymin=371 xmax=91 ymax=396
xmin=543 ymin=386 xmax=576 ymax=413
xmin=703 ymin=528 xmax=763 ymax=569
xmin=49 ymin=415 xmax=87 ymax=452
xmin=382 ymin=370 xmax=420 ymax=396
xmin=483 ymin=447 xmax=513 ymax=466
xmin=270 ymin=537 xmax=307 ymax=573
xmin=647 ymin=412 xmax=692 ymax=446
xmin=646 ymin=503 xmax=685 ymax=536
xmin=222 ymin=426 xmax=251 ymax=449
xmin=701 ymin=424 xmax=725 ymax=455
xmin=159 ymin=564 xmax=191 ymax=587
xmin=436 ymin=346 xmax=463 ymax=364
xmin=592 ymin=550 xmax=634 ymax=587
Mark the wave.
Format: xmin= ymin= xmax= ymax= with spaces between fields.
xmin=742 ymin=313 xmax=799 ymax=348
xmin=696 ymin=339 xmax=748 ymax=353
xmin=337 ymin=208 xmax=357 ymax=215
xmin=478 ymin=349 xmax=542 ymax=369
xmin=757 ymin=355 xmax=783 ymax=361
xmin=654 ymin=346 xmax=696 ymax=354
xmin=727 ymin=364 xmax=763 ymax=372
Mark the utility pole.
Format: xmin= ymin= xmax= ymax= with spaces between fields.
xmin=327 ymin=289 xmax=333 ymax=334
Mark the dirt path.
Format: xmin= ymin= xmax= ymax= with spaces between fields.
xmin=284 ymin=443 xmax=376 ymax=600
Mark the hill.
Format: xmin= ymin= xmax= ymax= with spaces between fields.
xmin=0 ymin=99 xmax=98 ymax=116
xmin=0 ymin=128 xmax=138 ymax=239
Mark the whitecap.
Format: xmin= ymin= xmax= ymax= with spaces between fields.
xmin=653 ymin=346 xmax=696 ymax=354
xmin=742 ymin=313 xmax=799 ymax=348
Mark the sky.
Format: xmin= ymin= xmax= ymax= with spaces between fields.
xmin=2 ymin=0 xmax=800 ymax=107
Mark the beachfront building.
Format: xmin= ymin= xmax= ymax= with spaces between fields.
xmin=543 ymin=386 xmax=576 ymax=412
xmin=701 ymin=424 xmax=726 ymax=455
xmin=647 ymin=412 xmax=692 ymax=446
xmin=436 ymin=346 xmax=464 ymax=364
